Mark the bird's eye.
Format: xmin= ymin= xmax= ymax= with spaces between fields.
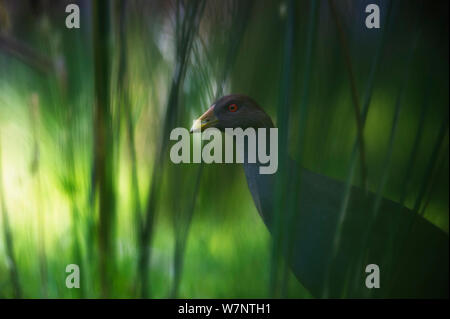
xmin=228 ymin=104 xmax=238 ymax=112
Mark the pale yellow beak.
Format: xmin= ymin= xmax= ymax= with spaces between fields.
xmin=190 ymin=105 xmax=219 ymax=133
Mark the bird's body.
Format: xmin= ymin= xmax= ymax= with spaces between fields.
xmin=244 ymin=158 xmax=448 ymax=298
xmin=191 ymin=94 xmax=449 ymax=298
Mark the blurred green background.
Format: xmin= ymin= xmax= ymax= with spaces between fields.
xmin=0 ymin=0 xmax=448 ymax=298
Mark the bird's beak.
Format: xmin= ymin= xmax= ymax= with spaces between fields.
xmin=190 ymin=105 xmax=218 ymax=133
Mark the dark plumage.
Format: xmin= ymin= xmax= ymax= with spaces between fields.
xmin=191 ymin=94 xmax=449 ymax=298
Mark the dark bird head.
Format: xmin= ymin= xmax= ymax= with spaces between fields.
xmin=190 ymin=94 xmax=274 ymax=132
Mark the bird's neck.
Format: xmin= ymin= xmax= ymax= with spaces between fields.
xmin=242 ymin=127 xmax=277 ymax=226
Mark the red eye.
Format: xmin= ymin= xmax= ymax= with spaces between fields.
xmin=228 ymin=104 xmax=238 ymax=112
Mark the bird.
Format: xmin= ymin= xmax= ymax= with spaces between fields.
xmin=190 ymin=94 xmax=449 ymax=298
